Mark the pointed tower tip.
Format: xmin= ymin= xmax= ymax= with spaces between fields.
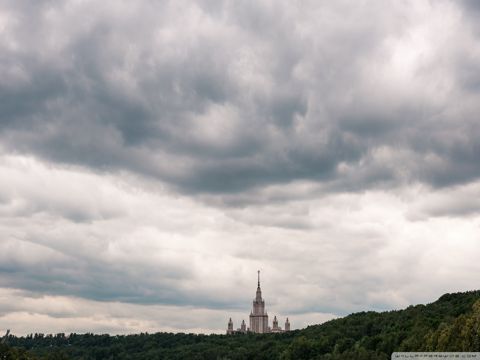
xmin=257 ymin=270 xmax=260 ymax=287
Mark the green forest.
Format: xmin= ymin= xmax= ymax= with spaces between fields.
xmin=2 ymin=290 xmax=480 ymax=359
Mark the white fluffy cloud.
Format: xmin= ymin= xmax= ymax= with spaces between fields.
xmin=1 ymin=154 xmax=480 ymax=334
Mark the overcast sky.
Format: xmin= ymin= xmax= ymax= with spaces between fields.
xmin=1 ymin=0 xmax=480 ymax=335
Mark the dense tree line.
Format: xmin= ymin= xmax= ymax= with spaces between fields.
xmin=3 ymin=290 xmax=480 ymax=359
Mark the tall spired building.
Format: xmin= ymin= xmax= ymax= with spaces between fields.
xmin=227 ymin=271 xmax=290 ymax=334
xmin=250 ymin=270 xmax=269 ymax=333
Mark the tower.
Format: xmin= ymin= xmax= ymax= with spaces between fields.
xmin=272 ymin=316 xmax=279 ymax=331
xmin=227 ymin=318 xmax=234 ymax=334
xmin=285 ymin=317 xmax=290 ymax=331
xmin=241 ymin=319 xmax=246 ymax=333
xmin=249 ymin=270 xmax=269 ymax=333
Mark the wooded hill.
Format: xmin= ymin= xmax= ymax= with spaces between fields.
xmin=2 ymin=290 xmax=480 ymax=359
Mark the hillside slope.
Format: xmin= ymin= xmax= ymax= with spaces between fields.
xmin=4 ymin=290 xmax=480 ymax=359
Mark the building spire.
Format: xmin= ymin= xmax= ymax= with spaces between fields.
xmin=257 ymin=270 xmax=260 ymax=287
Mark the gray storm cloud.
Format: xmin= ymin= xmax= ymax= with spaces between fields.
xmin=1 ymin=0 xmax=480 ymax=334
xmin=0 ymin=0 xmax=478 ymax=196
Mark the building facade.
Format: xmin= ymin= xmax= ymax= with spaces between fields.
xmin=227 ymin=271 xmax=290 ymax=334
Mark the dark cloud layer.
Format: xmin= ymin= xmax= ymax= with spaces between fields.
xmin=0 ymin=0 xmax=479 ymax=198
